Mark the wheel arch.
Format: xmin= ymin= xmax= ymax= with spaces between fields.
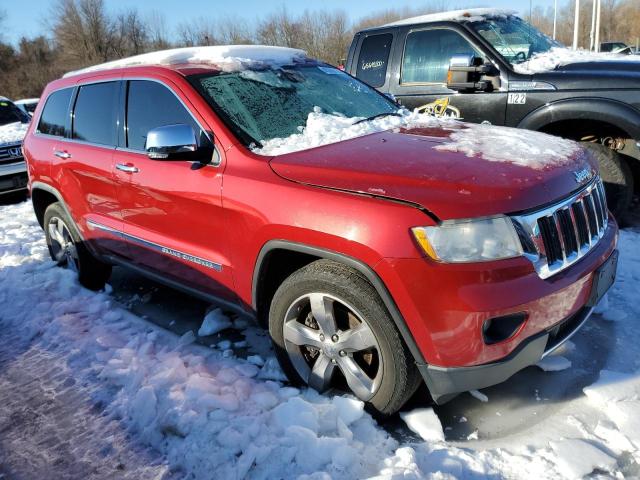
xmin=252 ymin=240 xmax=429 ymax=373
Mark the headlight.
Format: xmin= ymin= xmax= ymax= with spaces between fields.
xmin=412 ymin=216 xmax=523 ymax=263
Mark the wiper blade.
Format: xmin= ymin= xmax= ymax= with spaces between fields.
xmin=352 ymin=112 xmax=402 ymax=125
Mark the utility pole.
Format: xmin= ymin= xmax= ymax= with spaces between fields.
xmin=589 ymin=0 xmax=597 ymax=50
xmin=573 ymin=0 xmax=580 ymax=50
xmin=594 ymin=0 xmax=601 ymax=52
xmin=553 ymin=0 xmax=558 ymax=40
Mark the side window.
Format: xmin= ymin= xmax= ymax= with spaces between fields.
xmin=356 ymin=33 xmax=393 ymax=88
xmin=37 ymin=88 xmax=73 ymax=137
xmin=73 ymin=82 xmax=119 ymax=145
xmin=126 ymin=80 xmax=202 ymax=151
xmin=402 ymin=29 xmax=480 ymax=84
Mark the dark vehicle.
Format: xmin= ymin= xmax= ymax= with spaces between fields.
xmin=0 ymin=97 xmax=30 ymax=196
xmin=600 ymin=42 xmax=632 ymax=54
xmin=347 ymin=9 xmax=640 ymax=219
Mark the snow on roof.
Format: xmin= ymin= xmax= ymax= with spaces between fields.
xmin=64 ymin=45 xmax=308 ymax=78
xmin=383 ymin=8 xmax=517 ymax=27
xmin=15 ymin=98 xmax=39 ymax=104
xmin=513 ymin=46 xmax=640 ymax=74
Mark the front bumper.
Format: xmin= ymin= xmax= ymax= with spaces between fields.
xmin=0 ymin=161 xmax=28 ymax=194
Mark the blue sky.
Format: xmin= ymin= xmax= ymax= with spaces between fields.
xmin=2 ymin=0 xmax=558 ymax=45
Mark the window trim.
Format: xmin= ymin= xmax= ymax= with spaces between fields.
xmin=34 ymin=87 xmax=75 ymax=139
xmin=399 ymin=26 xmax=486 ymax=87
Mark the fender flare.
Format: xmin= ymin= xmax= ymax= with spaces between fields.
xmin=31 ymin=181 xmax=85 ymax=237
xmin=252 ymin=240 xmax=429 ymax=371
xmin=517 ymin=97 xmax=640 ymax=140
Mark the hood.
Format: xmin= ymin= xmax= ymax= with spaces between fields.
xmin=268 ymin=126 xmax=597 ymax=221
xmin=0 ymin=121 xmax=29 ymax=146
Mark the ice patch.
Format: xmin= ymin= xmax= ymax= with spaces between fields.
xmin=549 ymin=439 xmax=616 ymax=479
xmin=400 ymin=408 xmax=445 ymax=442
xmin=197 ymin=308 xmax=232 ymax=336
xmin=536 ymin=355 xmax=572 ymax=372
xmin=469 ymin=390 xmax=489 ymax=402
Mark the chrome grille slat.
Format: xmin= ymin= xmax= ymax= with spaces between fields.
xmin=511 ymin=177 xmax=608 ymax=279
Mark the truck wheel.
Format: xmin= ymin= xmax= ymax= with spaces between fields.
xmin=581 ymin=143 xmax=633 ymax=221
xmin=44 ymin=202 xmax=112 ymax=291
xmin=269 ymin=259 xmax=421 ymax=416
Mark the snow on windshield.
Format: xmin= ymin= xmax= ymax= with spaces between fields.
xmin=255 ymin=108 xmax=579 ymax=169
xmin=513 ymin=46 xmax=640 ymax=74
xmin=64 ymin=45 xmax=308 ymax=78
xmin=0 ymin=121 xmax=28 ymax=145
xmin=383 ymin=8 xmax=516 ymax=26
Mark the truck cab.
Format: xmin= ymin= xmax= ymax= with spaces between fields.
xmin=347 ymin=8 xmax=640 ymax=219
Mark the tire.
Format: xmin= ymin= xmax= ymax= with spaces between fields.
xmin=581 ymin=142 xmax=634 ymax=221
xmin=269 ymin=259 xmax=422 ymax=416
xmin=43 ymin=202 xmax=112 ymax=291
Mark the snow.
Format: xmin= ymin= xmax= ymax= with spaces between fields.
xmin=383 ymin=8 xmax=516 ymax=27
xmin=469 ymin=389 xmax=489 ymax=402
xmin=257 ymin=108 xmax=580 ymax=170
xmin=197 ymin=307 xmax=232 ymax=336
xmin=0 ymin=121 xmax=29 ymax=146
xmin=1 ymin=198 xmax=640 ymax=479
xmin=536 ymin=355 xmax=572 ymax=372
xmin=64 ymin=45 xmax=307 ymax=78
xmin=513 ymin=46 xmax=640 ymax=74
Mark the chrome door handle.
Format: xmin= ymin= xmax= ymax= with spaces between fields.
xmin=54 ymin=150 xmax=71 ymax=159
xmin=116 ymin=163 xmax=139 ymax=173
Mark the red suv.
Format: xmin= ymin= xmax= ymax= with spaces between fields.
xmin=23 ymin=46 xmax=618 ymax=415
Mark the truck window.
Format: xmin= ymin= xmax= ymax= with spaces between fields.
xmin=402 ymin=29 xmax=480 ymax=84
xmin=37 ymin=88 xmax=73 ymax=137
xmin=126 ymin=80 xmax=202 ymax=151
xmin=72 ymin=82 xmax=119 ymax=146
xmin=356 ymin=33 xmax=393 ymax=88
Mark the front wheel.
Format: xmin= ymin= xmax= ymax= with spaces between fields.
xmin=269 ymin=260 xmax=421 ymax=415
xmin=44 ymin=202 xmax=112 ymax=290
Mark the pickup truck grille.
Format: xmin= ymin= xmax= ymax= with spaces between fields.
xmin=0 ymin=143 xmax=23 ymax=166
xmin=511 ymin=178 xmax=608 ymax=279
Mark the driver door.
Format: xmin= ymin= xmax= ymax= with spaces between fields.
xmin=390 ymin=26 xmax=507 ymax=126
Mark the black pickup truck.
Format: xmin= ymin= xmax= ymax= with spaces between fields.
xmin=347 ymin=9 xmax=640 ymax=219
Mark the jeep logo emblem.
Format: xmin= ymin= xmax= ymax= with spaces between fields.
xmin=574 ymin=168 xmax=592 ymax=184
xmin=7 ymin=147 xmax=21 ymax=158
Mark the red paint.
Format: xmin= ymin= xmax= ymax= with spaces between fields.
xmin=24 ymin=62 xmax=618 ymax=373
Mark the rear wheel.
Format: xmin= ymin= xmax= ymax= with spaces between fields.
xmin=44 ymin=202 xmax=111 ymax=290
xmin=269 ymin=259 xmax=421 ymax=415
xmin=581 ymin=142 xmax=633 ymax=221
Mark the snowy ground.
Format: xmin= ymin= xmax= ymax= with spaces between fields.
xmin=0 ymin=198 xmax=639 ymax=479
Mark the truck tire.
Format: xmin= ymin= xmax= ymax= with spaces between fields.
xmin=44 ymin=202 xmax=112 ymax=291
xmin=581 ymin=142 xmax=633 ymax=221
xmin=269 ymin=259 xmax=422 ymax=416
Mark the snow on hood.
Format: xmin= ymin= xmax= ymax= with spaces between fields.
xmin=255 ymin=108 xmax=579 ymax=170
xmin=64 ymin=45 xmax=308 ymax=78
xmin=383 ymin=8 xmax=516 ymax=27
xmin=0 ymin=121 xmax=28 ymax=146
xmin=513 ymin=47 xmax=640 ymax=74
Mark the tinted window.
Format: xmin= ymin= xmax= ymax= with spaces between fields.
xmin=0 ymin=100 xmax=29 ymax=127
xmin=73 ymin=82 xmax=118 ymax=145
xmin=126 ymin=80 xmax=201 ymax=151
xmin=356 ymin=34 xmax=393 ymax=88
xmin=37 ymin=89 xmax=72 ymax=136
xmin=402 ymin=29 xmax=479 ymax=84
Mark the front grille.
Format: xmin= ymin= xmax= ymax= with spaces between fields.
xmin=512 ymin=178 xmax=608 ymax=279
xmin=0 ymin=143 xmax=23 ymax=166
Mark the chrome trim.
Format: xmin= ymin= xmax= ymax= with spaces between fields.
xmin=86 ymin=220 xmax=223 ymax=271
xmin=54 ymin=150 xmax=71 ymax=159
xmin=115 ymin=163 xmax=139 ymax=173
xmin=541 ymin=307 xmax=593 ymax=358
xmin=511 ymin=177 xmax=608 ymax=279
xmin=0 ymin=161 xmax=27 ymax=176
xmin=508 ymin=81 xmax=556 ymax=91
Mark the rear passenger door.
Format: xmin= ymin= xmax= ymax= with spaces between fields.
xmin=49 ymin=80 xmax=128 ymax=257
xmin=390 ymin=27 xmax=507 ymax=125
xmin=114 ymin=79 xmax=235 ymax=302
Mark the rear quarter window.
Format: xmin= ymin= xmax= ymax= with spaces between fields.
xmin=37 ymin=88 xmax=73 ymax=137
xmin=356 ymin=33 xmax=393 ymax=88
xmin=72 ymin=82 xmax=119 ymax=146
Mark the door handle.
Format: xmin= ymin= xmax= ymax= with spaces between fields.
xmin=116 ymin=163 xmax=140 ymax=173
xmin=54 ymin=150 xmax=71 ymax=159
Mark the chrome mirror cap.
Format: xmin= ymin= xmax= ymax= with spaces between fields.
xmin=145 ymin=124 xmax=198 ymax=160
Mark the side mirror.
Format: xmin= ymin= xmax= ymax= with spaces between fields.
xmin=446 ymin=55 xmax=497 ymax=93
xmin=145 ymin=124 xmax=198 ymax=160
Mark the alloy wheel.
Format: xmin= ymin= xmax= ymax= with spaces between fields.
xmin=48 ymin=216 xmax=79 ymax=272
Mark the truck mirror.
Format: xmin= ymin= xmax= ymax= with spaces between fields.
xmin=447 ymin=55 xmax=496 ymax=93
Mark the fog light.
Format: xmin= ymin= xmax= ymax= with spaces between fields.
xmin=482 ymin=313 xmax=527 ymax=345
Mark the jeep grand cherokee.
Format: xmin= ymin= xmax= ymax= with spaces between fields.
xmin=23 ymin=46 xmax=618 ymax=414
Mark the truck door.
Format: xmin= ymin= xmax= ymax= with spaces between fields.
xmin=388 ymin=26 xmax=507 ymax=126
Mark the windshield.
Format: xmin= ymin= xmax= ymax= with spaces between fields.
xmin=0 ymin=100 xmax=30 ymax=127
xmin=189 ymin=64 xmax=398 ymax=147
xmin=469 ymin=15 xmax=560 ymax=65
